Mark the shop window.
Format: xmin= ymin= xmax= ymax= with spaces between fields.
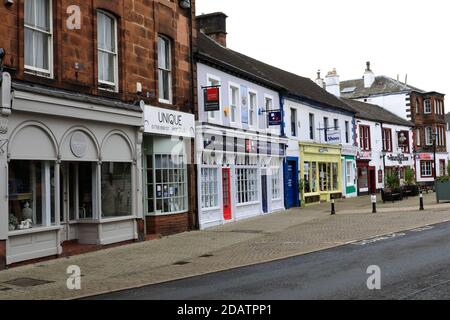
xmin=303 ymin=162 xmax=318 ymax=194
xmin=78 ymin=163 xmax=94 ymax=219
xmin=201 ymin=168 xmax=219 ymax=209
xmin=8 ymin=160 xmax=55 ymax=231
xmin=332 ymin=163 xmax=338 ymax=190
xmin=236 ymin=168 xmax=258 ymax=204
xmin=346 ymin=160 xmax=355 ymax=187
xmin=421 ymin=161 xmax=433 ymax=177
xmin=271 ymin=166 xmax=281 ymax=200
xmin=147 ymin=154 xmax=187 ymax=215
xmin=24 ymin=0 xmax=53 ymax=77
xmin=97 ymin=11 xmax=119 ymax=92
xmin=101 ymin=162 xmax=132 ymax=218
xmin=358 ymin=167 xmax=368 ymax=190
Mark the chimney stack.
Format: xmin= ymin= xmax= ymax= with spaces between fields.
xmin=315 ymin=70 xmax=325 ymax=89
xmin=325 ymin=68 xmax=341 ymax=97
xmin=363 ymin=61 xmax=375 ymax=88
xmin=196 ymin=12 xmax=228 ymax=47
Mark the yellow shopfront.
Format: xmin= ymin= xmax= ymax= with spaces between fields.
xmin=300 ymin=143 xmax=342 ymax=206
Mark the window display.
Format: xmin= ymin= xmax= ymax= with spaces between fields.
xmin=201 ymin=168 xmax=219 ymax=209
xmin=101 ymin=162 xmax=132 ymax=217
xmin=9 ymin=160 xmax=55 ymax=231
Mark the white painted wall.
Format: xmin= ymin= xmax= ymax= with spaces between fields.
xmin=356 ymin=93 xmax=409 ymax=120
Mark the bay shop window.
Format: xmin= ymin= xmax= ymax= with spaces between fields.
xmin=9 ymin=160 xmax=133 ymax=231
xmin=303 ymin=161 xmax=339 ymax=194
xmin=146 ymin=154 xmax=188 ymax=215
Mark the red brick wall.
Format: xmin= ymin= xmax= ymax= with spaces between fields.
xmin=146 ymin=213 xmax=189 ymax=236
xmin=0 ymin=0 xmax=197 ymax=113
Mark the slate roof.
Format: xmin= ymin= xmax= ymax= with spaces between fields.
xmin=197 ymin=32 xmax=355 ymax=114
xmin=340 ymin=76 xmax=426 ymax=99
xmin=341 ymin=98 xmax=413 ymax=127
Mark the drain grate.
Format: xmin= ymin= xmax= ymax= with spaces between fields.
xmin=4 ymin=278 xmax=53 ymax=288
xmin=173 ymin=261 xmax=191 ymax=266
xmin=199 ymin=254 xmax=214 ymax=258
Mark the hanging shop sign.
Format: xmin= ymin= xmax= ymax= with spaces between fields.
xmin=144 ymin=105 xmax=195 ymax=138
xmin=268 ymin=110 xmax=282 ymax=126
xmin=378 ymin=169 xmax=383 ymax=184
xmin=326 ymin=130 xmax=341 ymax=144
xmin=203 ymin=86 xmax=220 ymax=112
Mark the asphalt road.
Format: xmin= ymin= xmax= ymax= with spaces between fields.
xmin=89 ymin=221 xmax=450 ymax=300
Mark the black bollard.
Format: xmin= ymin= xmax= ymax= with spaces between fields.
xmin=371 ymin=194 xmax=377 ymax=213
xmin=420 ymin=191 xmax=424 ymax=211
xmin=331 ymin=197 xmax=336 ymax=215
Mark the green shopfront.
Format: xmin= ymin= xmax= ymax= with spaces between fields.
xmin=341 ymin=145 xmax=358 ymax=198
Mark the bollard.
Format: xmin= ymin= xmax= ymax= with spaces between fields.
xmin=420 ymin=191 xmax=424 ymax=211
xmin=331 ymin=197 xmax=336 ymax=215
xmin=371 ymin=194 xmax=377 ymax=213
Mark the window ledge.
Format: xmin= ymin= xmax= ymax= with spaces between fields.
xmin=100 ymin=216 xmax=137 ymax=223
xmin=9 ymin=225 xmax=62 ymax=237
xmin=146 ymin=211 xmax=188 ymax=217
xmin=201 ymin=206 xmax=221 ymax=212
xmin=237 ymin=201 xmax=260 ymax=207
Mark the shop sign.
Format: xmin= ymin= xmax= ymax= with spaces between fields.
xmin=358 ymin=150 xmax=372 ymax=159
xmin=326 ymin=130 xmax=341 ymax=144
xmin=378 ymin=169 xmax=383 ymax=183
xmin=268 ymin=110 xmax=282 ymax=126
xmin=387 ymin=154 xmax=410 ymax=163
xmin=204 ymin=87 xmax=220 ymax=112
xmin=144 ymin=105 xmax=195 ymax=138
xmin=319 ymin=147 xmax=329 ymax=153
xmin=341 ymin=145 xmax=358 ymax=157
xmin=419 ymin=153 xmax=434 ymax=161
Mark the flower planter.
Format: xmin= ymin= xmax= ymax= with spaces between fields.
xmin=436 ymin=181 xmax=450 ymax=203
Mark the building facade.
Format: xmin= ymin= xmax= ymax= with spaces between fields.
xmin=0 ymin=0 xmax=197 ymax=268
xmin=195 ymin=16 xmax=287 ymax=229
xmin=340 ymin=62 xmax=447 ymax=186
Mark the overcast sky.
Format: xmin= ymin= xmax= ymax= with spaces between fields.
xmin=197 ymin=0 xmax=449 ymax=104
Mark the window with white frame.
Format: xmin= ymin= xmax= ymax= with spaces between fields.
xmin=424 ymin=99 xmax=432 ymax=114
xmin=230 ymin=85 xmax=239 ymax=124
xmin=146 ymin=154 xmax=187 ymax=215
xmin=201 ymin=168 xmax=219 ymax=209
xmin=249 ymin=92 xmax=257 ymax=127
xmin=421 ymin=161 xmax=433 ymax=177
xmin=9 ymin=160 xmax=55 ymax=231
xmin=207 ymin=76 xmax=220 ymax=121
xmin=271 ymin=166 xmax=281 ymax=200
xmin=24 ymin=0 xmax=53 ymax=76
xmin=264 ymin=97 xmax=273 ymax=129
xmin=236 ymin=168 xmax=258 ymax=204
xmin=97 ymin=11 xmax=118 ymax=91
xmin=158 ymin=35 xmax=172 ymax=103
xmin=425 ymin=126 xmax=433 ymax=145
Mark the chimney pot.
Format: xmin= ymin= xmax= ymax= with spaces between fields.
xmin=196 ymin=12 xmax=228 ymax=47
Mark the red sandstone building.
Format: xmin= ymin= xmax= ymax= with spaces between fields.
xmin=0 ymin=0 xmax=197 ymax=268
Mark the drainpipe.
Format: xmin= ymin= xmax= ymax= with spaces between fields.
xmin=187 ymin=5 xmax=199 ymax=230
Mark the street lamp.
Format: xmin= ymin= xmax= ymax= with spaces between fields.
xmin=431 ymin=133 xmax=438 ymax=179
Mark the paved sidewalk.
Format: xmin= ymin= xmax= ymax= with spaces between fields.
xmin=0 ymin=193 xmax=449 ymax=300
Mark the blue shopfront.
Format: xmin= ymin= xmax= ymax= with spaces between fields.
xmin=284 ymin=157 xmax=300 ymax=208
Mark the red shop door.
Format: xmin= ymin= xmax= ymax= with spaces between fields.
xmin=222 ymin=168 xmax=232 ymax=221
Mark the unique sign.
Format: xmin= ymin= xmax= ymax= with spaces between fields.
xmin=326 ymin=130 xmax=341 ymax=144
xmin=268 ymin=110 xmax=282 ymax=126
xmin=70 ymin=131 xmax=88 ymax=158
xmin=204 ymin=87 xmax=220 ymax=112
xmin=144 ymin=105 xmax=195 ymax=138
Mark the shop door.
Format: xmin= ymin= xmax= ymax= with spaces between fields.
xmin=222 ymin=168 xmax=232 ymax=221
xmin=261 ymin=175 xmax=268 ymax=214
xmin=286 ymin=161 xmax=297 ymax=208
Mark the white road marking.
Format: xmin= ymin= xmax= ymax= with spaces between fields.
xmin=351 ymin=233 xmax=406 ymax=246
xmin=410 ymin=226 xmax=434 ymax=232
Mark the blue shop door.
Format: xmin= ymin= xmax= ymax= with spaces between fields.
xmin=261 ymin=175 xmax=268 ymax=213
xmin=285 ymin=161 xmax=298 ymax=208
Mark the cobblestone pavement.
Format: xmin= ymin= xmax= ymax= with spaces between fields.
xmin=0 ymin=193 xmax=449 ymax=300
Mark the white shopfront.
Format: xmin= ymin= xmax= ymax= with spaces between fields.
xmin=196 ymin=126 xmax=286 ymax=230
xmin=142 ymin=105 xmax=195 ymax=235
xmin=2 ymin=83 xmax=143 ymax=266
